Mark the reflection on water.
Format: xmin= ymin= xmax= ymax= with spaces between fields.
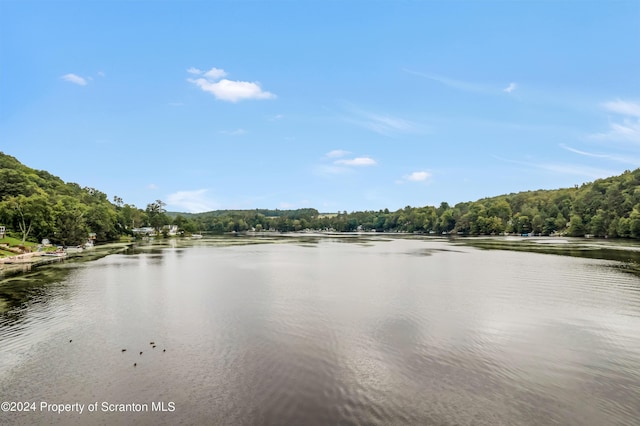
xmin=1 ymin=236 xmax=640 ymax=425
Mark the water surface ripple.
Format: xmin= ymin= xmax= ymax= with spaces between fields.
xmin=1 ymin=237 xmax=639 ymax=425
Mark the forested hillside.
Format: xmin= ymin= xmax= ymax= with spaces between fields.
xmin=2 ymin=151 xmax=640 ymax=243
xmin=0 ymin=152 xmax=138 ymax=245
xmin=179 ymin=168 xmax=640 ymax=238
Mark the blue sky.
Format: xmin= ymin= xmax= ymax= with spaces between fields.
xmin=1 ymin=0 xmax=639 ymax=213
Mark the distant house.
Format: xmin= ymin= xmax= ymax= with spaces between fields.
xmin=132 ymin=227 xmax=156 ymax=235
xmin=164 ymin=225 xmax=179 ymax=236
xmin=0 ymin=226 xmax=5 ymax=239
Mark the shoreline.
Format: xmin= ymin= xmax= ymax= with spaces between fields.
xmin=0 ymin=243 xmax=133 ymax=280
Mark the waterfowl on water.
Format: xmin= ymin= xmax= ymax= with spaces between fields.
xmin=152 ymin=345 xmax=156 ymax=349
xmin=69 ymin=340 xmax=72 ymax=343
xmin=133 ymin=363 xmax=137 ymax=367
xmin=121 ymin=349 xmax=126 ymax=352
xmin=163 ymin=349 xmax=166 ymax=352
xmin=140 ymin=351 xmax=143 ymax=355
xmin=150 ymin=341 xmax=155 ymax=345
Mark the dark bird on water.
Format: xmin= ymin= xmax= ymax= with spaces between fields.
xmin=150 ymin=341 xmax=155 ymax=345
xmin=134 ymin=363 xmax=137 ymax=367
xmin=152 ymin=345 xmax=156 ymax=349
xmin=69 ymin=340 xmax=72 ymax=343
xmin=140 ymin=351 xmax=143 ymax=355
xmin=163 ymin=349 xmax=166 ymax=352
xmin=121 ymin=349 xmax=126 ymax=352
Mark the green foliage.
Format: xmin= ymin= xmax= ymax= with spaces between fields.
xmin=4 ymin=150 xmax=640 ymax=240
xmin=146 ymin=200 xmax=169 ymax=233
xmin=0 ymin=152 xmax=140 ymax=245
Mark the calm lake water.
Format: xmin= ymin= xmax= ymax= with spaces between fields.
xmin=1 ymin=236 xmax=639 ymax=425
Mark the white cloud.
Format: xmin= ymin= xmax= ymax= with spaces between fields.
xmin=220 ymin=128 xmax=247 ymax=136
xmin=406 ymin=171 xmax=431 ymax=181
xmin=503 ymin=82 xmax=517 ymax=93
xmin=335 ymin=157 xmax=377 ymax=166
xmin=314 ymin=165 xmax=353 ymax=176
xmin=494 ymin=156 xmax=617 ymax=179
xmin=325 ymin=149 xmax=350 ymax=158
xmin=560 ymin=143 xmax=640 ymax=165
xmin=316 ymin=152 xmax=377 ymax=177
xmin=268 ymin=114 xmax=285 ymax=121
xmin=166 ymin=189 xmax=218 ymax=213
xmin=189 ymin=78 xmax=275 ymax=102
xmin=147 ymin=184 xmax=158 ymax=190
xmin=591 ymin=99 xmax=640 ymax=143
xmin=61 ymin=73 xmax=87 ymax=86
xmin=590 ymin=119 xmax=640 ymax=143
xmin=203 ymin=67 xmax=227 ymax=79
xmin=406 ymin=69 xmax=520 ymax=97
xmin=603 ymin=99 xmax=640 ymax=117
xmin=187 ymin=66 xmax=275 ymax=102
xmin=537 ymin=163 xmax=617 ymax=179
xmin=345 ymin=106 xmax=418 ymax=136
xmin=404 ymin=69 xmax=488 ymax=93
xmin=396 ymin=170 xmax=432 ymax=184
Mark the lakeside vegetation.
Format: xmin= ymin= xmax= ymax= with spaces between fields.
xmin=2 ymin=151 xmax=640 ymax=253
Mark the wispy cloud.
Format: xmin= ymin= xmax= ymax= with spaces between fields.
xmin=406 ymin=171 xmax=431 ymax=181
xmin=334 ymin=157 xmax=377 ymax=166
xmin=396 ymin=170 xmax=432 ymax=184
xmin=560 ymin=143 xmax=640 ymax=165
xmin=166 ymin=189 xmax=218 ymax=213
xmin=503 ymin=82 xmax=517 ymax=93
xmin=203 ymin=67 xmax=227 ymax=80
xmin=344 ymin=106 xmax=418 ymax=136
xmin=147 ymin=183 xmax=158 ymax=190
xmin=603 ymin=99 xmax=640 ymax=117
xmin=187 ymin=66 xmax=275 ymax=103
xmin=325 ymin=149 xmax=350 ymax=158
xmin=314 ymin=165 xmax=354 ymax=176
xmin=405 ymin=68 xmax=518 ymax=97
xmin=536 ymin=163 xmax=618 ymax=179
xmin=494 ymin=155 xmax=617 ymax=180
xmin=61 ymin=73 xmax=87 ymax=86
xmin=404 ymin=69 xmax=488 ymax=93
xmin=590 ymin=99 xmax=640 ymax=143
xmin=315 ymin=152 xmax=378 ymax=176
xmin=220 ymin=128 xmax=247 ymax=136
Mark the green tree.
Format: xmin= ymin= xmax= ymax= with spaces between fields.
xmin=567 ymin=214 xmax=585 ymax=237
xmin=86 ymin=203 xmax=118 ymax=242
xmin=2 ymin=194 xmax=51 ymax=244
xmin=554 ymin=213 xmax=567 ymax=233
xmin=590 ymin=209 xmax=607 ymax=237
xmin=146 ymin=200 xmax=169 ymax=233
xmin=532 ymin=214 xmax=544 ymax=235
xmin=52 ymin=196 xmax=89 ymax=246
xmin=630 ymin=207 xmax=640 ymax=238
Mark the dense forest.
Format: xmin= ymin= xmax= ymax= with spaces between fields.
xmin=2 ymin=151 xmax=640 ymax=246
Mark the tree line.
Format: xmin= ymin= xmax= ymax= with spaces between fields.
xmin=2 ymin=151 xmax=640 ymax=246
xmin=166 ymin=168 xmax=640 ymax=238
